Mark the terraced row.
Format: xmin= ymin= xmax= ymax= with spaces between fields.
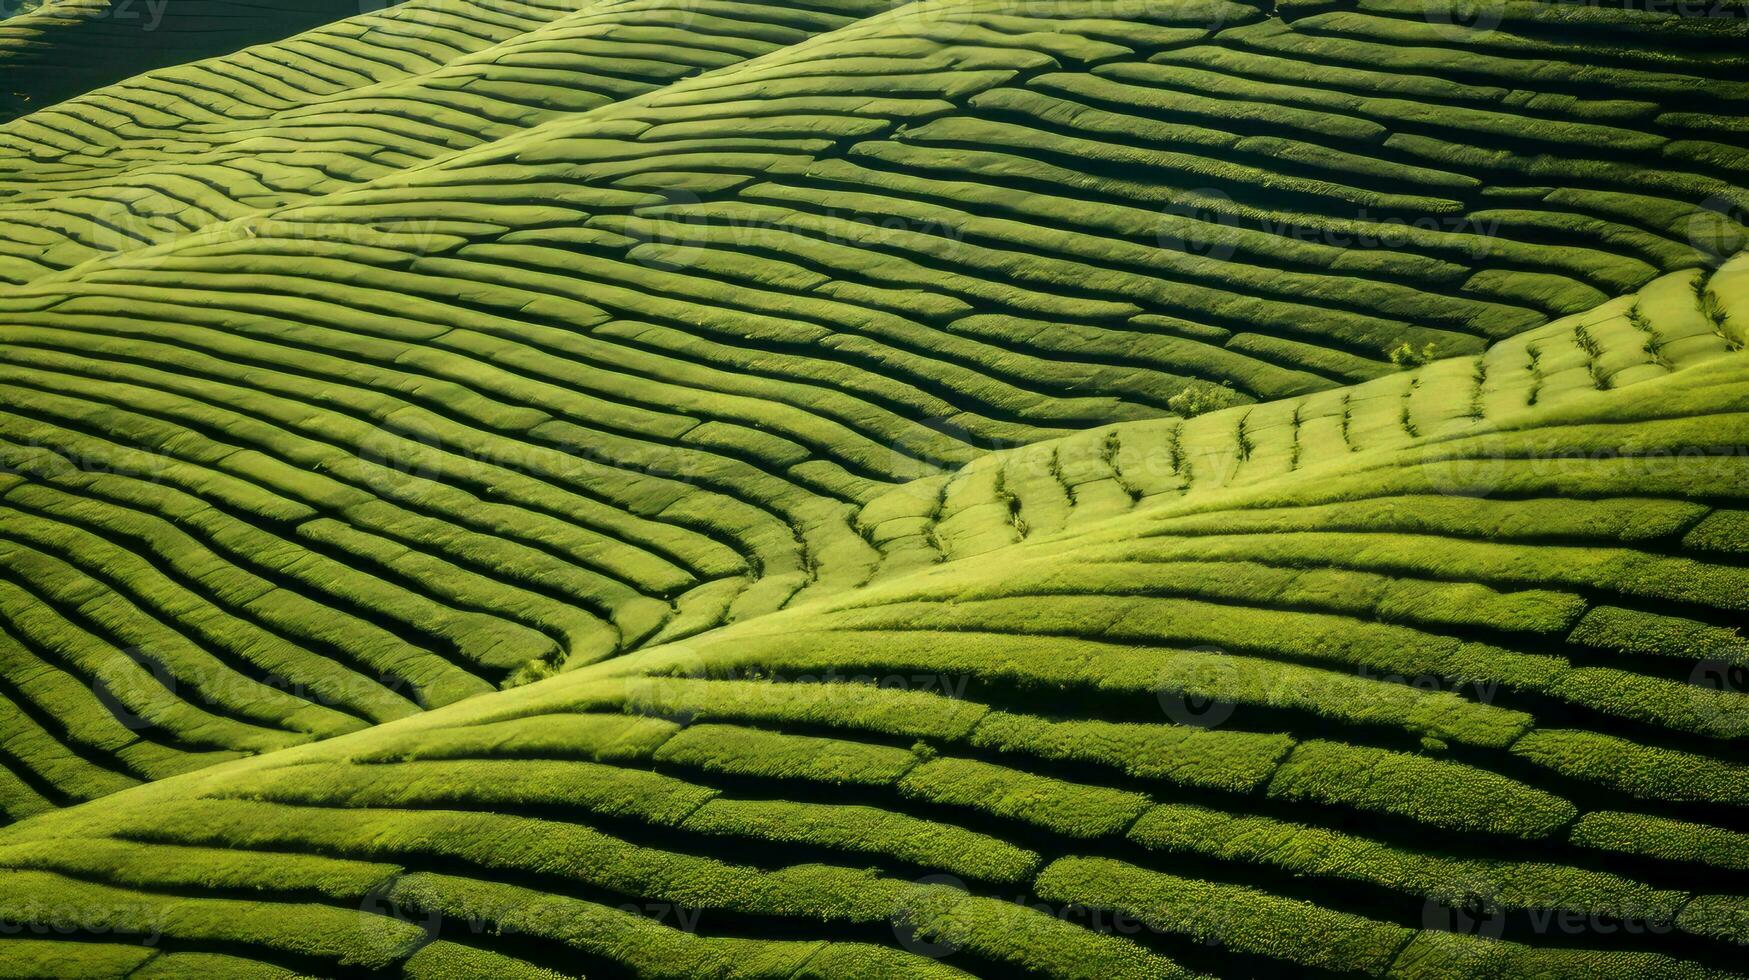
xmin=0 ymin=0 xmax=1746 ymax=825
xmin=0 ymin=224 xmax=1729 ymax=818
xmin=861 ymin=251 xmax=1749 ymax=568
xmin=0 ymin=0 xmax=1746 ymax=975
xmin=0 ymin=0 xmax=360 ymax=124
xmin=74 ymin=0 xmax=1748 ymax=391
xmin=0 ymin=0 xmax=898 ymax=283
xmin=2 ymin=346 xmax=1745 ymax=978
xmin=10 ymin=0 xmax=1749 ymax=385
xmin=0 ymin=0 xmax=1253 ymax=816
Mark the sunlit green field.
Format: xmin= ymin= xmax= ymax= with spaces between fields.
xmin=0 ymin=0 xmax=1747 ymax=976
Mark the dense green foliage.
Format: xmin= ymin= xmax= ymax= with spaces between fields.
xmin=0 ymin=0 xmax=1747 ymax=976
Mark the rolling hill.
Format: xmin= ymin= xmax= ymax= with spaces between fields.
xmin=0 ymin=0 xmax=1747 ymax=976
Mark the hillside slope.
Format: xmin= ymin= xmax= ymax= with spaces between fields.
xmin=0 ymin=0 xmax=1747 ymax=976
xmin=0 ymin=0 xmax=367 ymax=123
xmin=3 ymin=328 xmax=1748 ymax=978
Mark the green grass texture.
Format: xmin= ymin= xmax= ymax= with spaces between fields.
xmin=0 ymin=0 xmax=1748 ymax=976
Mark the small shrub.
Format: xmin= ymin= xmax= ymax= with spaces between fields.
xmin=1167 ymin=381 xmax=1236 ymax=418
xmin=1388 ymin=341 xmax=1439 ymax=367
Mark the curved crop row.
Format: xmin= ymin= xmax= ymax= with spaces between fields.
xmin=0 ymin=0 xmax=1746 ymax=977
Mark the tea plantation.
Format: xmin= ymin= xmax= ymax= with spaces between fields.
xmin=0 ymin=0 xmax=1747 ymax=976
